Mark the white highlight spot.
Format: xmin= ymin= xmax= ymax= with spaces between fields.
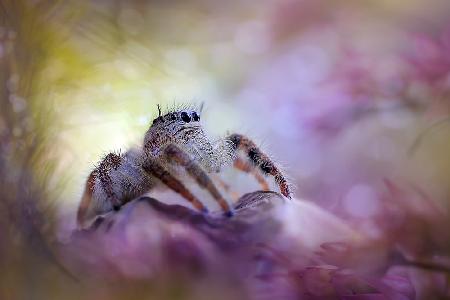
xmin=234 ymin=21 xmax=269 ymax=55
xmin=343 ymin=184 xmax=379 ymax=218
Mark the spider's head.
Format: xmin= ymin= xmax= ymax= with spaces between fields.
xmin=144 ymin=106 xmax=206 ymax=154
xmin=151 ymin=109 xmax=201 ymax=128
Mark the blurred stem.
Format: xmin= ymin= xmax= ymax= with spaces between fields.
xmin=402 ymin=259 xmax=450 ymax=274
xmin=0 ymin=0 xmax=78 ymax=285
xmin=408 ymin=117 xmax=450 ymax=155
xmin=392 ymin=250 xmax=450 ymax=274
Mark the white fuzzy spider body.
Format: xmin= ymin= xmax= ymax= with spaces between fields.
xmin=77 ymin=105 xmax=292 ymax=227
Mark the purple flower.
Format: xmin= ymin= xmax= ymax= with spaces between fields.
xmin=61 ymin=191 xmax=450 ymax=299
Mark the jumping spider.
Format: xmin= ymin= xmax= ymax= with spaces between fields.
xmin=77 ymin=104 xmax=292 ymax=227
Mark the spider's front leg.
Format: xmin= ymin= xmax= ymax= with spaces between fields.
xmin=141 ymin=157 xmax=209 ymax=214
xmin=233 ymin=156 xmax=270 ymax=191
xmin=162 ymin=144 xmax=234 ymax=217
xmin=228 ymin=133 xmax=293 ymax=199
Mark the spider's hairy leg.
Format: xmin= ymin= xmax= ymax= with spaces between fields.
xmin=141 ymin=156 xmax=209 ymax=214
xmin=233 ymin=156 xmax=270 ymax=191
xmin=96 ymin=152 xmax=124 ymax=211
xmin=76 ymin=152 xmax=123 ymax=227
xmin=211 ymin=174 xmax=240 ymax=200
xmin=163 ymin=144 xmax=234 ymax=217
xmin=76 ymin=170 xmax=97 ymax=227
xmin=228 ymin=133 xmax=292 ymax=199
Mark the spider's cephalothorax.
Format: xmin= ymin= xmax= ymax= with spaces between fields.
xmin=144 ymin=108 xmax=232 ymax=172
xmin=77 ymin=105 xmax=292 ymax=227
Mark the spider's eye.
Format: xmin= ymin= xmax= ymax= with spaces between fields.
xmin=181 ymin=112 xmax=191 ymax=123
xmin=192 ymin=112 xmax=200 ymax=122
xmin=171 ymin=114 xmax=177 ymax=121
